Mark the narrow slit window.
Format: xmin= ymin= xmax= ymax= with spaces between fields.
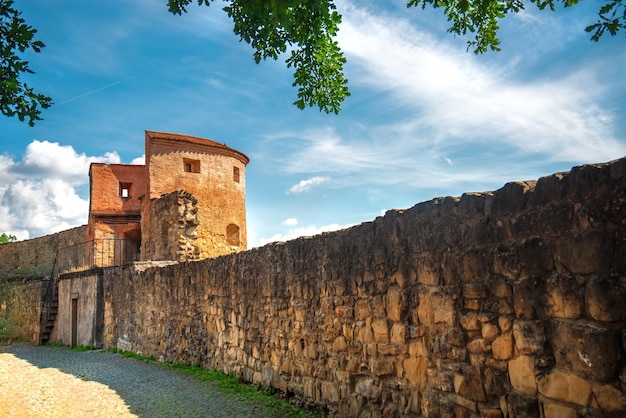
xmin=120 ymin=183 xmax=131 ymax=198
xmin=183 ymin=158 xmax=200 ymax=173
xmin=233 ymin=166 xmax=240 ymax=183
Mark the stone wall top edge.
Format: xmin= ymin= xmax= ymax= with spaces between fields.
xmin=3 ymin=224 xmax=88 ymax=246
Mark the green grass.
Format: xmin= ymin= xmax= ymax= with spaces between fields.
xmin=108 ymin=348 xmax=324 ymax=417
xmin=44 ymin=343 xmax=97 ymax=352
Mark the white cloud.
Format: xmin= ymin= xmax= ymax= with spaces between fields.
xmin=12 ymin=140 xmax=120 ymax=183
xmin=282 ymin=218 xmax=298 ymax=226
xmin=0 ymin=141 xmax=121 ymax=240
xmin=287 ymin=176 xmax=330 ymax=194
xmin=130 ymin=155 xmax=145 ymax=165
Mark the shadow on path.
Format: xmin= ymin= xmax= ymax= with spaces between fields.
xmin=1 ymin=343 xmax=280 ymax=417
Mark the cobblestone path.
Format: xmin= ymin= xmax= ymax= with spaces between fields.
xmin=0 ymin=343 xmax=285 ymax=417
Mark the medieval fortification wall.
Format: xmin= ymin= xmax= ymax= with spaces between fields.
xmin=1 ymin=157 xmax=625 ymax=416
xmin=101 ymin=158 xmax=626 ymax=417
xmin=0 ymin=226 xmax=87 ymax=278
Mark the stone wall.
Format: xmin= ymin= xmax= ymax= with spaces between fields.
xmin=0 ymin=277 xmax=44 ymax=343
xmin=102 ymin=158 xmax=626 ymax=417
xmin=0 ymin=226 xmax=88 ymax=278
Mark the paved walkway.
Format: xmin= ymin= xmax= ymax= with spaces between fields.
xmin=0 ymin=344 xmax=292 ymax=417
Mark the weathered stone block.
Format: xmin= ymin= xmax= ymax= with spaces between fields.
xmin=354 ymin=299 xmax=372 ymax=321
xmin=417 ymin=254 xmax=440 ymax=286
xmin=467 ymin=338 xmax=491 ymax=354
xmin=492 ymin=332 xmax=514 ymax=361
xmin=372 ymin=357 xmax=395 ymax=376
xmin=551 ymin=320 xmax=620 ymax=381
xmin=386 ymin=286 xmax=405 ymax=322
xmin=460 ymin=312 xmax=481 ymax=331
xmin=518 ymin=237 xmax=554 ymax=277
xmin=372 ymin=319 xmax=389 ymax=343
xmin=404 ymin=357 xmax=427 ymax=390
xmin=355 ymin=377 xmax=381 ymax=400
xmin=457 ymin=365 xmax=486 ymax=402
xmin=537 ymin=370 xmax=591 ymax=406
xmin=554 ymin=231 xmax=611 ymax=275
xmin=585 ymin=275 xmax=626 ymax=322
xmin=513 ymin=320 xmax=545 ymax=355
xmin=503 ymin=391 xmax=540 ymax=418
xmin=508 ymin=355 xmax=537 ymax=395
xmin=593 ymin=384 xmax=626 ymax=412
xmin=544 ymin=275 xmax=583 ymax=319
xmin=333 ymin=336 xmax=348 ymax=352
xmin=482 ymin=322 xmax=500 ymax=341
xmin=390 ymin=322 xmax=405 ymax=345
xmin=543 ymin=403 xmax=577 ymax=418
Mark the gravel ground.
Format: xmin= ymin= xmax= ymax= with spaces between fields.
xmin=0 ymin=343 xmax=288 ymax=417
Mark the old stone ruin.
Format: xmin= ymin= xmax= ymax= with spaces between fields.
xmin=1 ymin=139 xmax=625 ymax=417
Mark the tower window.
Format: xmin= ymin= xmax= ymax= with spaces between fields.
xmin=120 ymin=183 xmax=131 ymax=198
xmin=233 ymin=167 xmax=240 ymax=183
xmin=183 ymin=158 xmax=200 ymax=173
xmin=226 ymin=224 xmax=240 ymax=246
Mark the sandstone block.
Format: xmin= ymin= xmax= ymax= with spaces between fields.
xmin=585 ymin=275 xmax=626 ymax=322
xmin=593 ymin=384 xmax=626 ymax=412
xmin=537 ymin=370 xmax=591 ymax=406
xmin=544 ymin=275 xmax=583 ymax=319
xmin=417 ymin=254 xmax=440 ymax=286
xmin=386 ymin=286 xmax=405 ymax=322
xmin=513 ymin=320 xmax=545 ymax=355
xmin=492 ymin=278 xmax=513 ymax=298
xmin=503 ymin=391 xmax=540 ymax=417
xmin=467 ymin=338 xmax=491 ymax=354
xmin=372 ymin=318 xmax=389 ymax=343
xmin=458 ymin=365 xmax=487 ymax=402
xmin=354 ymin=299 xmax=372 ymax=321
xmin=492 ymin=332 xmax=514 ymax=360
xmin=482 ymin=322 xmax=500 ymax=341
xmin=460 ymin=312 xmax=481 ymax=331
xmin=390 ymin=322 xmax=405 ymax=344
xmin=404 ymin=357 xmax=427 ymax=390
xmin=394 ymin=256 xmax=417 ymax=288
xmin=513 ymin=281 xmax=537 ymax=319
xmin=321 ymin=380 xmax=339 ymax=403
xmin=463 ymin=283 xmax=487 ymax=299
xmin=518 ymin=237 xmax=554 ymax=276
xmin=355 ymin=377 xmax=381 ymax=400
xmin=543 ymin=403 xmax=577 ymax=418
xmin=508 ymin=355 xmax=537 ymax=395
xmin=333 ymin=336 xmax=347 ymax=352
xmin=408 ymin=339 xmax=428 ymax=357
xmin=551 ymin=320 xmax=620 ymax=381
xmin=498 ymin=316 xmax=513 ymax=333
xmin=555 ymin=231 xmax=610 ymax=275
xmin=372 ymin=357 xmax=395 ymax=376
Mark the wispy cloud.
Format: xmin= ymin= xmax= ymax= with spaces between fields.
xmin=337 ymin=4 xmax=625 ymax=163
xmin=287 ymin=176 xmax=330 ymax=194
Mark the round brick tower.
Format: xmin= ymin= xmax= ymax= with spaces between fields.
xmin=143 ymin=131 xmax=249 ymax=259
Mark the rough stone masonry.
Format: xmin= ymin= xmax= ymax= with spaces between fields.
xmin=97 ymin=157 xmax=626 ymax=417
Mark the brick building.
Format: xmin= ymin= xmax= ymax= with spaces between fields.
xmin=88 ymin=130 xmax=249 ymax=264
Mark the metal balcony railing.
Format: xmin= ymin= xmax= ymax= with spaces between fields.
xmin=54 ymin=239 xmax=140 ymax=276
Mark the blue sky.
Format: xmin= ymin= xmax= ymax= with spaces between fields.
xmin=1 ymin=0 xmax=625 ymax=247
